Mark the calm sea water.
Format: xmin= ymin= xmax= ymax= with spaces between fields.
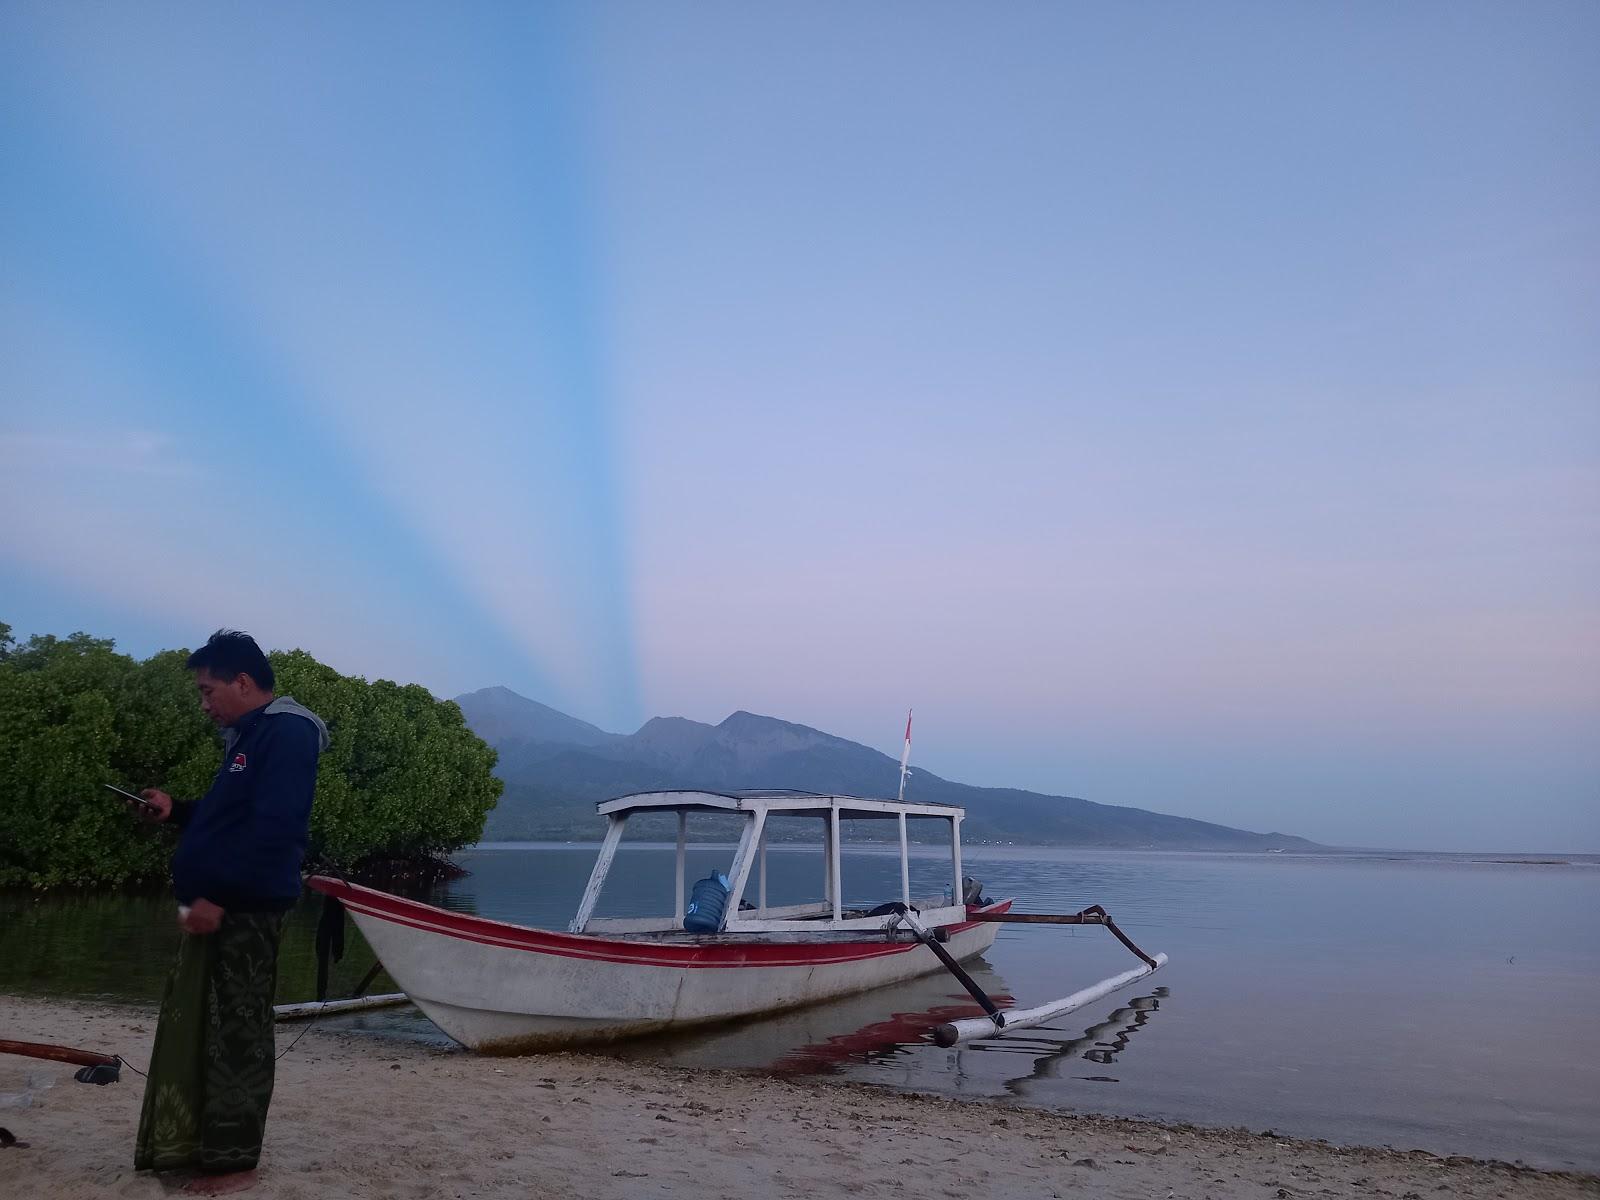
xmin=3 ymin=844 xmax=1597 ymax=1172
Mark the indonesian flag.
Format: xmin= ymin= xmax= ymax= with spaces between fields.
xmin=898 ymin=709 xmax=913 ymax=800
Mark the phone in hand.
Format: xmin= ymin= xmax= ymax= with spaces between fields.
xmin=105 ymin=783 xmax=158 ymax=812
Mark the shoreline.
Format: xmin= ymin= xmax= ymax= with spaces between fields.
xmin=2 ymin=997 xmax=1596 ymax=1199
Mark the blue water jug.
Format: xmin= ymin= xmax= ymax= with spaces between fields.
xmin=684 ymin=871 xmax=731 ymax=932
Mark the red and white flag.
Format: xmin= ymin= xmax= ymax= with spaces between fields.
xmin=897 ymin=709 xmax=913 ymax=802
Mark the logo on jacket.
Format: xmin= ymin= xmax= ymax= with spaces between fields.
xmin=229 ymin=753 xmax=247 ymax=773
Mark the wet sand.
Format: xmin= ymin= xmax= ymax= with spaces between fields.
xmin=1 ymin=996 xmax=1594 ymax=1200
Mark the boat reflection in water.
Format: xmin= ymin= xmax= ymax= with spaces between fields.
xmin=606 ymin=960 xmax=1016 ymax=1074
xmin=605 ymin=958 xmax=1168 ymax=1098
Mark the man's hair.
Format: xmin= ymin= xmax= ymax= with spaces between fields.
xmin=186 ymin=630 xmax=275 ymax=692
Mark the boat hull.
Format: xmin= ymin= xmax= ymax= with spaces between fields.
xmin=308 ymin=877 xmax=1009 ymax=1053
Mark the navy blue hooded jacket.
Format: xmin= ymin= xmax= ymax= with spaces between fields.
xmin=171 ymin=697 xmax=329 ymax=911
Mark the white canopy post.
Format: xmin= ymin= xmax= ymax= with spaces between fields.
xmin=674 ymin=810 xmax=687 ymax=923
xmin=898 ymin=812 xmax=910 ymax=905
xmin=758 ymin=821 xmax=769 ymax=916
xmin=723 ymin=808 xmax=769 ymax=930
xmin=823 ymin=812 xmax=837 ymax=917
xmin=830 ymin=805 xmax=843 ymax=920
xmin=571 ymin=814 xmax=627 ymax=932
xmin=950 ymin=814 xmax=963 ymax=906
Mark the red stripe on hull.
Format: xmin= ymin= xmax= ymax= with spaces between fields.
xmin=308 ymin=875 xmax=1011 ymax=969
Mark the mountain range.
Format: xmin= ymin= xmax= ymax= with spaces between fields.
xmin=454 ymin=686 xmax=1320 ymax=852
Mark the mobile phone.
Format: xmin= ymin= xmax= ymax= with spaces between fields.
xmin=105 ymin=783 xmax=157 ymax=812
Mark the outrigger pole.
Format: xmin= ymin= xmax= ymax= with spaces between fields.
xmin=0 ymin=1039 xmax=122 ymax=1084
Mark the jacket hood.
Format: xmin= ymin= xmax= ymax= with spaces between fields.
xmin=262 ymin=695 xmax=331 ymax=752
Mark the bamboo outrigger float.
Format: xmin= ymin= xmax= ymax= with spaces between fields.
xmin=308 ymin=788 xmax=1168 ymax=1054
xmin=913 ymin=904 xmax=1168 ymax=1046
xmin=271 ymin=993 xmax=410 ymax=1022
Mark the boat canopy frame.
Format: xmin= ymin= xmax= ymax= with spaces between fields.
xmin=569 ymin=790 xmax=971 ymax=935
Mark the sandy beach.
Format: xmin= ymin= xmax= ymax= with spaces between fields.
xmin=1 ymin=996 xmax=1594 ymax=1200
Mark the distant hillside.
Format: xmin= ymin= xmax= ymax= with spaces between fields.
xmin=453 ymin=688 xmax=1320 ymax=851
xmin=455 ymin=685 xmax=618 ymax=754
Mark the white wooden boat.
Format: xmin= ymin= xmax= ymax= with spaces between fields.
xmin=308 ymin=790 xmax=1012 ymax=1053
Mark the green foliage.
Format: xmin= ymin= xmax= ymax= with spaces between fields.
xmin=271 ymin=650 xmax=502 ymax=866
xmin=0 ymin=633 xmax=198 ymax=888
xmin=0 ymin=626 xmax=501 ymax=890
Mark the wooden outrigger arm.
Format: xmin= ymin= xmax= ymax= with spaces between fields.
xmin=890 ymin=907 xmax=1009 ymax=1028
xmin=891 ymin=903 xmax=1168 ymax=1047
xmin=969 ymin=904 xmax=1161 ymax=968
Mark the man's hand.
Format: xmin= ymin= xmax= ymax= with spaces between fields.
xmin=178 ymin=898 xmax=225 ymax=935
xmin=140 ymin=789 xmax=173 ymax=823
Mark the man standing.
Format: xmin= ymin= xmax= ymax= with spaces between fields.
xmin=133 ymin=630 xmax=329 ymax=1184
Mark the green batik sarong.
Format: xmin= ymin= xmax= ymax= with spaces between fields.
xmin=134 ymin=911 xmax=286 ymax=1173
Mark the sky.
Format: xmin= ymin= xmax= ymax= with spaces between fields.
xmin=2 ymin=3 xmax=1596 ymax=852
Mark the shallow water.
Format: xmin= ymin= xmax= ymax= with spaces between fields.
xmin=4 ymin=845 xmax=1597 ymax=1171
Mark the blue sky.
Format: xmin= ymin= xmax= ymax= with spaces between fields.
xmin=3 ymin=3 xmax=1595 ymax=851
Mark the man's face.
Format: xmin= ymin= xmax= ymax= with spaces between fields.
xmin=194 ymin=670 xmax=258 ymax=727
